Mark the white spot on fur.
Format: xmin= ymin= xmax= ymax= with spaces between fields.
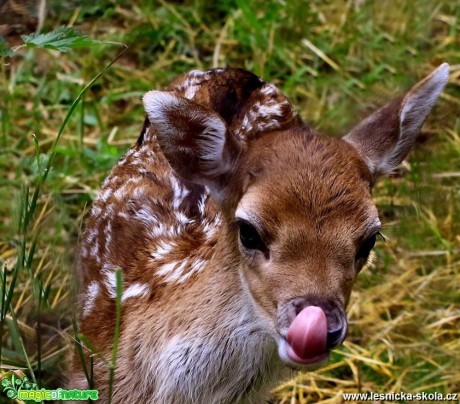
xmin=214 ymin=214 xmax=222 ymax=227
xmin=101 ymin=203 xmax=115 ymax=221
xmin=133 ymin=206 xmax=159 ymax=227
xmin=82 ymin=282 xmax=100 ymax=317
xmin=118 ymin=211 xmax=131 ymax=220
xmin=102 ymin=264 xmax=117 ymax=298
xmin=236 ymin=82 xmax=297 ymax=139
xmin=148 ymin=223 xmax=183 ymax=240
xmin=140 ymin=144 xmax=152 ymax=154
xmin=190 ymin=258 xmax=207 ymax=273
xmin=133 ymin=186 xmax=147 ymax=200
xmin=151 ymin=240 xmax=176 ymax=260
xmin=167 ymin=225 xmax=181 ymax=238
xmin=99 ymin=187 xmax=113 ymax=203
xmin=122 ymin=283 xmax=149 ymax=302
xmin=170 ymin=176 xmax=190 ymax=210
xmin=184 ymin=84 xmax=199 ymax=99
xmin=105 ymin=221 xmax=113 ymax=254
xmin=175 ymin=211 xmax=191 ymax=225
xmin=241 ymin=115 xmax=252 ymax=132
xmin=91 ymin=205 xmax=102 ymax=216
xmin=198 ymin=194 xmax=207 ymax=216
xmin=177 ymin=259 xmax=207 ymax=283
xmin=181 ymin=70 xmax=211 ymax=99
xmin=127 ymin=159 xmax=142 ymax=167
xmin=142 ymin=127 xmax=151 ymax=141
xmin=149 ymin=223 xmax=166 ymax=239
xmin=157 ymin=261 xmax=180 ymax=277
xmin=156 ymin=256 xmax=208 ymax=284
xmin=260 ymin=83 xmax=277 ymax=96
xmin=188 ymin=69 xmax=206 ymax=77
xmin=257 ymin=102 xmax=283 ymax=118
xmin=86 ymin=228 xmax=98 ymax=243
xmin=163 ymin=261 xmax=189 ymax=283
xmin=90 ymin=239 xmax=101 ymax=263
xmin=202 ymin=220 xmax=217 ymax=241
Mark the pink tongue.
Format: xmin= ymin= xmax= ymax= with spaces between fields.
xmin=286 ymin=306 xmax=328 ymax=359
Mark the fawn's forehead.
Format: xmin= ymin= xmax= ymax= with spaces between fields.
xmin=236 ymin=131 xmax=377 ymax=232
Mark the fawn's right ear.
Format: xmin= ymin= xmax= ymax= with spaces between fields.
xmin=143 ymin=91 xmax=242 ymax=197
xmin=343 ymin=63 xmax=449 ymax=177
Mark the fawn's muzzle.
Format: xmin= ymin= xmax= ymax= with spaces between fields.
xmin=276 ymin=297 xmax=348 ymax=366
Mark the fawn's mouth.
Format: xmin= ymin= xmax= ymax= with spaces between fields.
xmin=277 ymin=305 xmax=330 ymax=367
xmin=277 ymin=338 xmax=329 ymax=367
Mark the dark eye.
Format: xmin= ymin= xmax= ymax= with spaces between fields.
xmin=356 ymin=233 xmax=377 ymax=262
xmin=238 ymin=221 xmax=267 ymax=252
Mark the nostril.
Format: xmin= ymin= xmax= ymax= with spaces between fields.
xmin=326 ymin=327 xmax=343 ymax=349
xmin=326 ymin=318 xmax=347 ymax=350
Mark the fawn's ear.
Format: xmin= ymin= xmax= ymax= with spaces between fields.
xmin=143 ymin=91 xmax=242 ymax=196
xmin=343 ymin=63 xmax=449 ymax=176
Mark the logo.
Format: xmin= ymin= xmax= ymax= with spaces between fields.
xmin=2 ymin=374 xmax=37 ymax=399
xmin=1 ymin=373 xmax=99 ymax=402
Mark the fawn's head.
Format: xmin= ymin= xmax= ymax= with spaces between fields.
xmin=143 ymin=64 xmax=448 ymax=367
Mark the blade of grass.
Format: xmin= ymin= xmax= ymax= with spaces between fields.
xmin=0 ymin=265 xmax=7 ymax=367
xmin=71 ymin=316 xmax=90 ymax=387
xmin=24 ymin=44 xmax=128 ymax=235
xmin=90 ymin=355 xmax=94 ymax=391
xmin=79 ymin=95 xmax=85 ymax=149
xmin=3 ymin=237 xmax=26 ymax=321
xmin=6 ymin=304 xmax=36 ymax=384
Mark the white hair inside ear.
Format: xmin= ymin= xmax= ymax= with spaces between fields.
xmin=344 ymin=63 xmax=449 ymax=176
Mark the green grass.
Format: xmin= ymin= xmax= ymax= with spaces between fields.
xmin=1 ymin=0 xmax=459 ymax=402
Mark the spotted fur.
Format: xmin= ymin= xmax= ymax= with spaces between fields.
xmin=70 ymin=65 xmax=449 ymax=403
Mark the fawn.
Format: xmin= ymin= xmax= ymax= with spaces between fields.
xmin=70 ymin=64 xmax=449 ymax=403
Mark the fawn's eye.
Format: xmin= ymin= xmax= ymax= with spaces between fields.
xmin=238 ymin=220 xmax=267 ymax=252
xmin=356 ymin=233 xmax=377 ymax=262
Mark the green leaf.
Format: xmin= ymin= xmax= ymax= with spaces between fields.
xmin=21 ymin=26 xmax=100 ymax=53
xmin=0 ymin=35 xmax=13 ymax=57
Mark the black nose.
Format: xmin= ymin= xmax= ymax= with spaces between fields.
xmin=327 ymin=317 xmax=347 ymax=349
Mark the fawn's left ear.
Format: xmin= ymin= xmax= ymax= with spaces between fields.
xmin=143 ymin=91 xmax=242 ymax=197
xmin=343 ymin=63 xmax=449 ymax=176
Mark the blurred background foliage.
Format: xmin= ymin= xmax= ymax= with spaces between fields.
xmin=0 ymin=0 xmax=459 ymax=402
